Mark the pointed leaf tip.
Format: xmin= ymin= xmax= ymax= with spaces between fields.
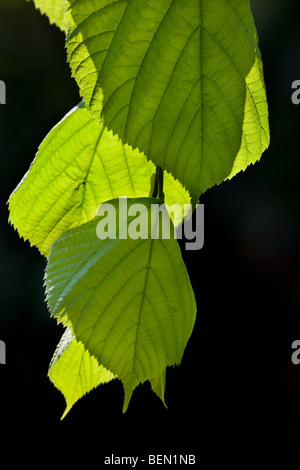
xmin=48 ymin=328 xmax=115 ymax=418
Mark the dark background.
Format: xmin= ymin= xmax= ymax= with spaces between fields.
xmin=0 ymin=0 xmax=300 ymax=454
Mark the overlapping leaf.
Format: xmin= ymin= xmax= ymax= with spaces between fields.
xmin=49 ymin=328 xmax=167 ymax=416
xmin=48 ymin=328 xmax=115 ymax=418
xmin=8 ymin=103 xmax=190 ymax=256
xmin=45 ymin=198 xmax=197 ymax=411
xmin=66 ymin=0 xmax=270 ymax=202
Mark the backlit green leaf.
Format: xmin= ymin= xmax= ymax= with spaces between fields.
xmin=8 ymin=103 xmax=190 ymax=256
xmin=49 ymin=327 xmax=115 ymax=419
xmin=66 ymin=0 xmax=269 ymax=202
xmin=45 ymin=197 xmax=196 ymax=411
xmin=29 ymin=0 xmax=68 ymax=31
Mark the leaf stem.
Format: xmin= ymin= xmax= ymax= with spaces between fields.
xmin=152 ymin=166 xmax=164 ymax=202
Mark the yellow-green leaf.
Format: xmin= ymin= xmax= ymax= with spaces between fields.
xmin=49 ymin=327 xmax=115 ymax=419
xmin=66 ymin=0 xmax=270 ymax=202
xmin=8 ymin=103 xmax=190 ymax=256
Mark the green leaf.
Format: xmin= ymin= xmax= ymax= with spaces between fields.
xmin=45 ymin=197 xmax=196 ymax=411
xmin=28 ymin=0 xmax=68 ymax=31
xmin=149 ymin=370 xmax=167 ymax=408
xmin=8 ymin=103 xmax=190 ymax=256
xmin=66 ymin=0 xmax=270 ymax=202
xmin=48 ymin=327 xmax=115 ymax=419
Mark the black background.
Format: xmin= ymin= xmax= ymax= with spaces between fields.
xmin=1 ymin=0 xmax=300 ymax=455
